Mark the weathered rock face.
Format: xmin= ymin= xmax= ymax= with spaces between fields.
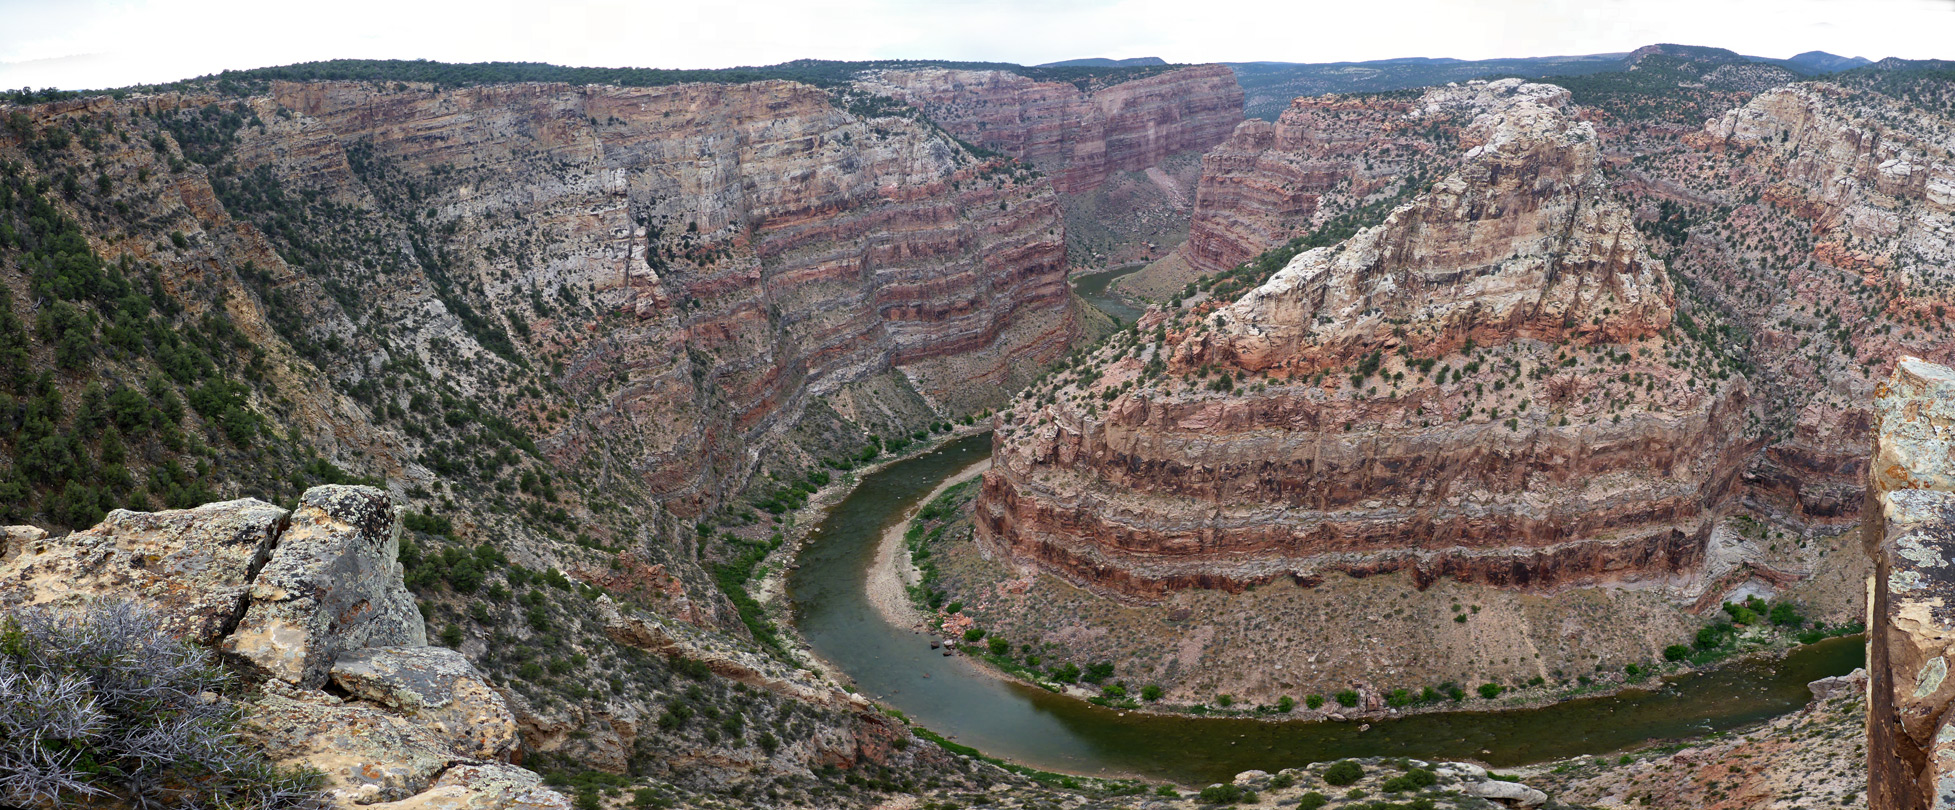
xmin=0 ymin=486 xmax=564 ymax=809
xmin=857 ymin=65 xmax=1244 ymax=193
xmin=225 ymin=485 xmax=425 ymax=688
xmin=1182 ymin=93 xmax=1436 ymax=277
xmin=1866 ymin=357 xmax=1955 ymax=810
xmin=237 ymin=79 xmax=1072 ymax=517
xmin=331 ymin=646 xmax=521 ymax=761
xmin=1657 ymin=80 xmax=1955 ymax=525
xmin=1193 ymin=81 xmax=1673 ymax=374
xmin=0 ymin=499 xmax=285 ymax=645
xmin=978 ymin=81 xmax=1749 ymax=600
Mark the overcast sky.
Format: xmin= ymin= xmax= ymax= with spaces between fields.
xmin=3 ymin=0 xmax=1952 ymax=91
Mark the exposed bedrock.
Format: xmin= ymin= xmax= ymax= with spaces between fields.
xmin=1867 ymin=357 xmax=1955 ymax=810
xmin=977 ymin=80 xmax=1749 ymax=600
xmin=247 ymin=79 xmax=1073 ymax=514
xmin=856 ymin=65 xmax=1245 ymax=193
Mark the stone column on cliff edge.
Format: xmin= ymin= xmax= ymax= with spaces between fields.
xmin=1868 ymin=356 xmax=1955 ymax=810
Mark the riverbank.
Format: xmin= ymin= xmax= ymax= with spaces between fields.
xmin=749 ymin=425 xmax=994 ymax=683
xmin=864 ymin=456 xmax=991 ymax=633
xmin=786 ymin=432 xmax=1866 ymax=785
xmin=891 ymin=476 xmax=1867 ymax=727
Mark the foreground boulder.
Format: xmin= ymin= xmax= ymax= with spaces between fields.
xmin=0 ymin=498 xmax=286 ymax=645
xmin=0 ymin=485 xmax=567 ymax=810
xmin=225 ymin=486 xmax=426 ymax=688
xmin=331 ymin=646 xmax=521 ymax=761
xmin=1868 ymin=357 xmax=1955 ymax=810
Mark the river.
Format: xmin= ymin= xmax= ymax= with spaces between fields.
xmin=786 ymin=433 xmax=1865 ymax=785
xmin=1070 ymin=264 xmax=1148 ymax=325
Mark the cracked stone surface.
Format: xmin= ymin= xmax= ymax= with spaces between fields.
xmin=224 ymin=485 xmax=426 ymax=687
xmin=0 ymin=498 xmax=285 ymax=645
xmin=331 ymin=646 xmax=521 ymax=761
xmin=1870 ymin=358 xmax=1955 ymax=810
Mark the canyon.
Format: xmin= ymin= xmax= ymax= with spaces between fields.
xmin=857 ymin=64 xmax=1244 ymax=195
xmin=0 ymin=67 xmax=1115 ymax=807
xmin=5 ymin=44 xmax=1953 ymax=810
xmin=977 ymin=80 xmax=1745 ymax=601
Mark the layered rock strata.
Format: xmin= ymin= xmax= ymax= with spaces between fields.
xmin=1182 ymin=92 xmax=1435 ymax=277
xmin=977 ymin=80 xmax=1750 ymax=600
xmin=1681 ymin=82 xmax=1955 ymax=525
xmin=1866 ymin=357 xmax=1955 ymax=810
xmin=857 ymin=65 xmax=1244 ymax=193
xmin=244 ymin=79 xmax=1072 ymax=514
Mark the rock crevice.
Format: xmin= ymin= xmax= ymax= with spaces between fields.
xmin=0 ymin=486 xmax=565 ymax=809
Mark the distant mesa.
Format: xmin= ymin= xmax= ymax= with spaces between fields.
xmin=1036 ymin=56 xmax=1170 ymax=67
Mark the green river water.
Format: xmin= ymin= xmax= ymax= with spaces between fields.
xmin=1070 ymin=264 xmax=1148 ymax=325
xmin=787 ymin=433 xmax=1864 ymax=785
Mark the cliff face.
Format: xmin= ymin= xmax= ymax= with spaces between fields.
xmin=1865 ymin=358 xmax=1955 ymax=810
xmin=977 ymin=81 xmax=1752 ymax=600
xmin=1182 ymin=93 xmax=1443 ymax=277
xmin=1647 ymin=80 xmax=1955 ymax=524
xmin=0 ymin=77 xmax=1074 ymax=789
xmin=857 ymin=65 xmax=1245 ymax=194
xmin=246 ymin=79 xmax=1071 ymax=515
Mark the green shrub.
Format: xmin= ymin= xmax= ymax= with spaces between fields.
xmin=1321 ymin=760 xmax=1365 ymax=786
xmin=1478 ymin=683 xmax=1504 ymax=699
xmin=962 ymin=627 xmax=985 ymax=643
xmin=1276 ymin=695 xmax=1295 ymax=712
xmin=1141 ymin=684 xmax=1162 ymax=701
xmin=1664 ymin=644 xmax=1690 ymax=662
xmin=1296 ymin=792 xmax=1328 ymax=810
xmin=1381 ymin=768 xmax=1437 ymax=792
xmin=1197 ymin=783 xmax=1248 ymax=804
xmin=1334 ymin=689 xmax=1359 ymax=707
xmin=1305 ymin=694 xmax=1325 ymax=709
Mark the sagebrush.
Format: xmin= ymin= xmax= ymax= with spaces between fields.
xmin=0 ymin=600 xmax=322 ymax=809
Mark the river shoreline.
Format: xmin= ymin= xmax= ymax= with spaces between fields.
xmin=759 ymin=426 xmax=993 ymax=689
xmin=865 ymin=470 xmax=1864 ymax=727
xmin=784 ymin=430 xmax=1864 ymax=783
xmin=864 ymin=457 xmax=991 ymax=633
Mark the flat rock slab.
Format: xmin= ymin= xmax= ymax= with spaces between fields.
xmin=0 ymin=499 xmax=285 ymax=645
xmin=226 ymin=485 xmax=426 ymax=687
xmin=332 ymin=646 xmax=520 ymax=760
xmin=359 ymin=764 xmax=572 ymax=810
xmin=244 ymin=687 xmax=459 ymax=805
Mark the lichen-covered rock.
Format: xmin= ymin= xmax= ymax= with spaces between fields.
xmin=243 ymin=685 xmax=459 ymax=805
xmin=0 ymin=525 xmax=47 ymax=563
xmin=331 ymin=646 xmax=520 ymax=761
xmin=360 ymin=764 xmax=572 ymax=810
xmin=1872 ymin=358 xmax=1955 ymax=495
xmin=0 ymin=499 xmax=285 ymax=645
xmin=1869 ymin=357 xmax=1955 ymax=810
xmin=225 ymin=485 xmax=425 ymax=687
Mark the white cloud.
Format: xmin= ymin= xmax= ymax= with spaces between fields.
xmin=0 ymin=0 xmax=1948 ymax=90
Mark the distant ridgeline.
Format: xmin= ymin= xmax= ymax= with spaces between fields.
xmin=7 ymin=58 xmax=1189 ymax=101
xmin=1223 ymin=44 xmax=1933 ymax=120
